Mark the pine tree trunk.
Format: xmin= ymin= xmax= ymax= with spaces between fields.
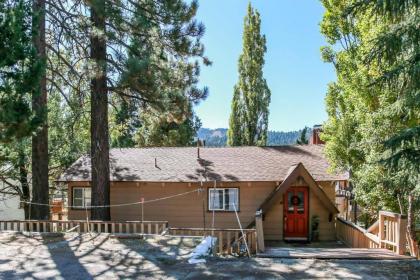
xmin=31 ymin=0 xmax=49 ymax=220
xmin=90 ymin=0 xmax=110 ymax=220
xmin=407 ymin=193 xmax=419 ymax=257
xmin=18 ymin=145 xmax=31 ymax=220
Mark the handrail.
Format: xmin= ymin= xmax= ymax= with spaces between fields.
xmin=337 ymin=211 xmax=411 ymax=256
xmin=337 ymin=216 xmax=367 ymax=232
xmin=336 ymin=217 xmax=380 ymax=248
xmin=378 ymin=210 xmax=406 ymax=219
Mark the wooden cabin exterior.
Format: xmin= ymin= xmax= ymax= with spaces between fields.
xmin=59 ymin=146 xmax=348 ymax=242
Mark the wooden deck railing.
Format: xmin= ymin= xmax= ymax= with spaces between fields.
xmin=0 ymin=220 xmax=168 ymax=235
xmin=336 ymin=217 xmax=380 ymax=249
xmin=168 ymin=227 xmax=257 ymax=255
xmin=337 ymin=211 xmax=412 ymax=256
xmin=378 ymin=211 xmax=407 ymax=254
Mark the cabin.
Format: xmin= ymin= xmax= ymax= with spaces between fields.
xmin=58 ymin=144 xmax=348 ymax=242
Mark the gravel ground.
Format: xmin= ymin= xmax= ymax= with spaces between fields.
xmin=0 ymin=232 xmax=419 ymax=280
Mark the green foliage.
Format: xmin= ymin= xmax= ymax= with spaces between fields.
xmin=108 ymin=0 xmax=209 ymax=148
xmin=110 ymin=97 xmax=140 ymax=148
xmin=296 ymin=127 xmax=309 ymax=145
xmin=135 ymin=105 xmax=202 ymax=147
xmin=227 ymin=87 xmax=243 ymax=146
xmin=228 ymin=3 xmax=271 ymax=146
xmin=0 ymin=0 xmax=210 ymax=216
xmin=320 ymin=0 xmax=420 ymax=216
xmin=48 ymin=89 xmax=90 ymax=180
xmin=0 ymin=0 xmax=43 ymax=142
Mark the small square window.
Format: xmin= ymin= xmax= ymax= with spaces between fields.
xmin=208 ymin=188 xmax=239 ymax=211
xmin=72 ymin=187 xmax=91 ymax=209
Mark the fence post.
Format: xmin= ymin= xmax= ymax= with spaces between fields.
xmin=397 ymin=216 xmax=407 ymax=255
xmin=378 ymin=211 xmax=384 ymax=248
xmin=255 ymin=210 xmax=265 ymax=253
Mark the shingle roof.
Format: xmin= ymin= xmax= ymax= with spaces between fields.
xmin=58 ymin=145 xmax=348 ymax=182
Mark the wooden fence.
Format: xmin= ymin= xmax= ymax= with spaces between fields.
xmin=337 ymin=210 xmax=419 ymax=257
xmin=336 ymin=217 xmax=380 ymax=249
xmin=0 ymin=220 xmax=256 ymax=256
xmin=0 ymin=220 xmax=168 ymax=235
xmin=168 ymin=227 xmax=257 ymax=256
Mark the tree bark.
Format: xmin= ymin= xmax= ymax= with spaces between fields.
xmin=407 ymin=193 xmax=419 ymax=257
xmin=90 ymin=0 xmax=110 ymax=220
xmin=18 ymin=145 xmax=31 ymax=219
xmin=31 ymin=0 xmax=49 ymax=220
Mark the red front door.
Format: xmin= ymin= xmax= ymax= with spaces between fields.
xmin=284 ymin=187 xmax=309 ymax=239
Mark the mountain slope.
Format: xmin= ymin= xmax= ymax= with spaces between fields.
xmin=197 ymin=128 xmax=311 ymax=146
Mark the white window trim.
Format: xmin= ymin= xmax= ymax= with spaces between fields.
xmin=72 ymin=187 xmax=90 ymax=209
xmin=208 ymin=188 xmax=239 ymax=212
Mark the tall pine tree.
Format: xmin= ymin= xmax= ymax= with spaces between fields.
xmin=228 ymin=3 xmax=270 ymax=146
xmin=89 ymin=0 xmax=110 ymax=220
xmin=88 ymin=0 xmax=208 ymax=220
xmin=109 ymin=0 xmax=208 ymax=149
xmin=0 ymin=0 xmax=46 ymax=219
xmin=31 ymin=0 xmax=49 ymax=220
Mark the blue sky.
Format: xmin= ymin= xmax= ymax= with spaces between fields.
xmin=193 ymin=0 xmax=336 ymax=132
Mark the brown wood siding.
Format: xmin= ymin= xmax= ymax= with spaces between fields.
xmin=67 ymin=182 xmax=91 ymax=220
xmin=262 ymin=179 xmax=337 ymax=241
xmin=68 ymin=181 xmax=277 ymax=228
xmin=67 ymin=180 xmax=337 ymax=241
xmin=318 ymin=181 xmax=336 ymax=202
xmin=309 ymin=189 xmax=336 ymax=241
xmin=263 ymin=196 xmax=283 ymax=240
xmin=317 ymin=182 xmax=337 ymax=240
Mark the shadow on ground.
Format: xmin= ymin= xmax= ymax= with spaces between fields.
xmin=0 ymin=232 xmax=419 ymax=279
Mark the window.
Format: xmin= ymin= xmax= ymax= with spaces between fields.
xmin=72 ymin=187 xmax=91 ymax=209
xmin=208 ymin=188 xmax=239 ymax=211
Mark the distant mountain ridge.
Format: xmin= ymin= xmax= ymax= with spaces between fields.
xmin=197 ymin=127 xmax=311 ymax=147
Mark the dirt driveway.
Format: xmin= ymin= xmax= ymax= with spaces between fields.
xmin=0 ymin=232 xmax=419 ymax=279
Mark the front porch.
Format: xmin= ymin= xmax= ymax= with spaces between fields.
xmin=255 ymin=211 xmax=418 ymax=260
xmin=258 ymin=241 xmax=413 ymax=260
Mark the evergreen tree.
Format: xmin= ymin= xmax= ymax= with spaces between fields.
xmin=110 ymin=97 xmax=140 ymax=148
xmin=296 ymin=127 xmax=309 ymax=145
xmin=109 ymin=0 xmax=208 ymax=148
xmin=88 ymin=0 xmax=110 ymax=220
xmin=91 ymin=0 xmax=208 ymax=220
xmin=0 ymin=0 xmax=45 ymax=219
xmin=31 ymin=0 xmax=49 ymax=220
xmin=228 ymin=3 xmax=270 ymax=146
xmin=0 ymin=0 xmax=42 ymax=141
xmin=135 ymin=104 xmax=202 ymax=147
xmin=1 ymin=0 xmax=208 ymax=220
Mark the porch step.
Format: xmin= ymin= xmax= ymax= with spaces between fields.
xmin=257 ymin=247 xmax=414 ymax=260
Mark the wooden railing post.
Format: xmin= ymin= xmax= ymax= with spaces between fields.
xmin=397 ymin=215 xmax=407 ymax=255
xmin=378 ymin=212 xmax=384 ymax=248
xmin=255 ymin=210 xmax=265 ymax=253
